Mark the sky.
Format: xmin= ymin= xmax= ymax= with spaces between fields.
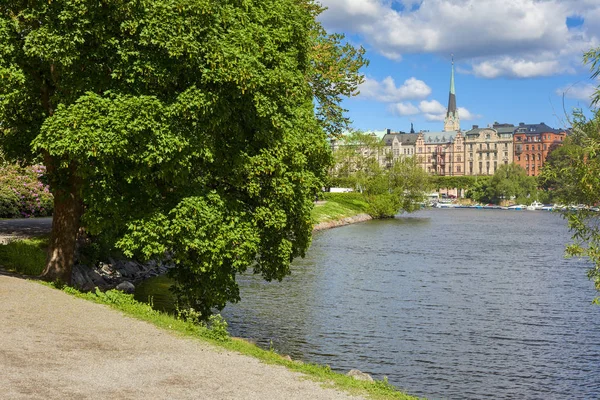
xmin=317 ymin=0 xmax=600 ymax=135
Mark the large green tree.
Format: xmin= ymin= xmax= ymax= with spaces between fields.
xmin=0 ymin=0 xmax=366 ymax=317
xmin=542 ymin=47 xmax=600 ymax=302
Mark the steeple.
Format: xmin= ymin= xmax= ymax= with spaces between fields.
xmin=444 ymin=56 xmax=460 ymax=132
xmin=410 ymin=122 xmax=415 ymax=134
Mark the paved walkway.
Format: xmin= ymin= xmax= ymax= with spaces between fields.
xmin=0 ymin=217 xmax=52 ymax=243
xmin=0 ymin=275 xmax=364 ymax=400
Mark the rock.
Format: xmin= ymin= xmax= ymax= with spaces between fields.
xmin=281 ymin=355 xmax=292 ymax=362
xmin=346 ymin=369 xmax=374 ymax=382
xmin=115 ymin=281 xmax=135 ymax=294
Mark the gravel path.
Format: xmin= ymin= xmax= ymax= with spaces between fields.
xmin=0 ymin=217 xmax=52 ymax=243
xmin=0 ymin=275 xmax=365 ymax=400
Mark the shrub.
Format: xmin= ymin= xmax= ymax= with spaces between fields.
xmin=0 ymin=164 xmax=53 ymax=218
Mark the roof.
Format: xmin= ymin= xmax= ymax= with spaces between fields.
xmin=514 ymin=123 xmax=561 ymax=134
xmin=382 ymin=132 xmax=419 ymax=146
xmin=420 ymin=131 xmax=457 ymax=144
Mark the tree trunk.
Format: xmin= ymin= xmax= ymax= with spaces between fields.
xmin=40 ymin=157 xmax=83 ymax=285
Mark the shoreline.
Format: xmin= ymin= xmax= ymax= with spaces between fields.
xmin=312 ymin=213 xmax=373 ymax=232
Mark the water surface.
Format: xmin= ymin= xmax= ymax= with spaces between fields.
xmin=138 ymin=209 xmax=600 ymax=399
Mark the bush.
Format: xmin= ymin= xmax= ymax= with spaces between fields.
xmin=0 ymin=164 xmax=53 ymax=218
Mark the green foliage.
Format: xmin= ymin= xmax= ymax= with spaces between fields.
xmin=0 ymin=236 xmax=48 ymax=275
xmin=466 ymin=164 xmax=536 ymax=204
xmin=0 ymin=165 xmax=53 ymax=218
xmin=330 ymin=133 xmax=430 ymax=218
xmin=488 ymin=163 xmax=537 ymax=204
xmin=548 ymin=107 xmax=600 ymax=298
xmin=0 ymin=1 xmax=366 ymax=318
xmin=431 ymin=175 xmax=480 ymax=190
xmin=465 ymin=177 xmax=492 ymax=203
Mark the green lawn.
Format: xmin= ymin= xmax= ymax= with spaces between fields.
xmin=312 ymin=192 xmax=368 ymax=224
xmin=0 ymin=236 xmax=48 ymax=276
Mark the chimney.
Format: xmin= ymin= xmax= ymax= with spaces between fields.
xmin=386 ymin=128 xmax=391 ymax=135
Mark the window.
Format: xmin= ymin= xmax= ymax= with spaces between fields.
xmin=517 ymin=156 xmax=520 ymax=161
xmin=457 ymin=155 xmax=462 ymax=162
xmin=525 ymin=154 xmax=529 ymax=161
xmin=526 ymin=145 xmax=529 ymax=150
xmin=504 ymin=151 xmax=508 ymax=157
xmin=457 ymin=165 xmax=461 ymax=173
xmin=504 ymin=143 xmax=508 ymax=148
xmin=494 ymin=161 xmax=497 ymax=170
xmin=543 ymin=144 xmax=547 ymax=150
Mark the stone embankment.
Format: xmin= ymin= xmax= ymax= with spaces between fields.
xmin=72 ymin=258 xmax=173 ymax=293
xmin=313 ymin=213 xmax=372 ymax=232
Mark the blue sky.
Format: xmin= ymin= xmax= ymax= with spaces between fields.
xmin=318 ymin=0 xmax=600 ymax=134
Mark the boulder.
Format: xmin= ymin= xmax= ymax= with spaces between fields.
xmin=115 ymin=281 xmax=135 ymax=294
xmin=346 ymin=369 xmax=373 ymax=382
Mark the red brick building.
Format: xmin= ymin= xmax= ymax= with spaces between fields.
xmin=513 ymin=123 xmax=566 ymax=176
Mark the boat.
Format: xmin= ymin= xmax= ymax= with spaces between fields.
xmin=526 ymin=201 xmax=544 ymax=211
xmin=507 ymin=204 xmax=527 ymax=210
xmin=541 ymin=204 xmax=554 ymax=211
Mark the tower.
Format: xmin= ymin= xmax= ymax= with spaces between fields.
xmin=443 ymin=57 xmax=460 ymax=132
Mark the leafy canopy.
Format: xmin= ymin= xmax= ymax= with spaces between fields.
xmin=0 ymin=0 xmax=366 ymax=317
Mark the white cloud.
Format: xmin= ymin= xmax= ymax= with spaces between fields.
xmin=457 ymin=107 xmax=481 ymax=121
xmin=359 ymin=76 xmax=432 ymax=102
xmin=418 ymin=100 xmax=446 ymax=114
xmin=319 ymin=0 xmax=600 ymax=78
xmin=389 ymin=102 xmax=420 ymax=116
xmin=555 ymin=82 xmax=597 ymax=103
xmin=471 ymin=58 xmax=569 ymax=78
xmin=390 ymin=100 xmax=480 ymax=121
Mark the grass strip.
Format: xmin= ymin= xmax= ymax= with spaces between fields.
xmin=40 ymin=282 xmax=418 ymax=400
xmin=312 ymin=192 xmax=369 ymax=224
xmin=0 ymin=236 xmax=48 ymax=275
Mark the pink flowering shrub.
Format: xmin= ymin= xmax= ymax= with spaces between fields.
xmin=0 ymin=164 xmax=53 ymax=218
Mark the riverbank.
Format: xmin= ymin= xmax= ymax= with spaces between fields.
xmin=312 ymin=193 xmax=372 ymax=232
xmin=0 ymin=275 xmax=416 ymax=399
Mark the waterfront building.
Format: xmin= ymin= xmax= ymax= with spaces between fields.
xmin=416 ymin=131 xmax=465 ymax=176
xmin=513 ymin=122 xmax=566 ymax=176
xmin=380 ymin=129 xmax=418 ymax=167
xmin=463 ymin=123 xmax=515 ymax=175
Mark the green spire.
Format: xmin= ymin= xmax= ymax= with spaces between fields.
xmin=450 ymin=56 xmax=455 ymax=95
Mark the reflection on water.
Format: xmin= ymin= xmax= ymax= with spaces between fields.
xmin=136 ymin=209 xmax=600 ymax=400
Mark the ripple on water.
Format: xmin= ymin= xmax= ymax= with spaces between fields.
xmin=140 ymin=209 xmax=600 ymax=399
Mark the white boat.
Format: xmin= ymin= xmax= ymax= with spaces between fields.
xmin=526 ymin=201 xmax=544 ymax=211
xmin=507 ymin=204 xmax=527 ymax=210
xmin=541 ymin=204 xmax=554 ymax=211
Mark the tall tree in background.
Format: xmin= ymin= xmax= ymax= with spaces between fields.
xmin=0 ymin=0 xmax=366 ymax=317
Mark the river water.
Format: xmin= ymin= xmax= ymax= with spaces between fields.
xmin=136 ymin=209 xmax=600 ymax=399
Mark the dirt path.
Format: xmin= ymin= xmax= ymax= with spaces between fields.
xmin=0 ymin=275 xmax=364 ymax=400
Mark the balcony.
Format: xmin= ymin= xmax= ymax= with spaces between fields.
xmin=476 ymin=148 xmax=498 ymax=153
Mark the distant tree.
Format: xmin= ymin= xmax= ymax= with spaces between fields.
xmin=487 ymin=164 xmax=537 ymax=204
xmin=0 ymin=0 xmax=366 ymax=318
xmin=330 ymin=131 xmax=382 ymax=192
xmin=362 ymin=157 xmax=431 ymax=218
xmin=465 ymin=177 xmax=492 ymax=204
xmin=538 ymin=139 xmax=586 ymax=203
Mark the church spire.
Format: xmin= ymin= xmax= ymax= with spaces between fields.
xmin=444 ymin=56 xmax=460 ymax=132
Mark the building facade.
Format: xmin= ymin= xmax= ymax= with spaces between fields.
xmin=380 ymin=130 xmax=418 ymax=167
xmin=513 ymin=123 xmax=566 ymax=176
xmin=463 ymin=123 xmax=515 ymax=175
xmin=416 ymin=131 xmax=465 ymax=176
